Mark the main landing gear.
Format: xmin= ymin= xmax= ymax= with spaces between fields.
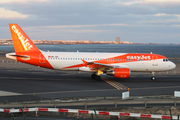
xmin=151 ymin=72 xmax=155 ymax=81
xmin=91 ymin=73 xmax=101 ymax=81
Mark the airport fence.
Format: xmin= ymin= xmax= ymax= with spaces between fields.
xmin=0 ymin=107 xmax=178 ymax=120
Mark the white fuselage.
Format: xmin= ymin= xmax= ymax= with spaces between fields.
xmin=42 ymin=52 xmax=176 ymax=72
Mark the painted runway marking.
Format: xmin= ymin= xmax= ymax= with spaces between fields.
xmin=0 ymin=90 xmax=23 ymax=96
xmin=102 ymin=77 xmax=128 ymax=90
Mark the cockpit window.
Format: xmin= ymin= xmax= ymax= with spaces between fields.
xmin=163 ymin=59 xmax=169 ymax=62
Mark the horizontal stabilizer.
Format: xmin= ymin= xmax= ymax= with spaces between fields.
xmin=6 ymin=53 xmax=30 ymax=60
xmin=10 ymin=54 xmax=30 ymax=58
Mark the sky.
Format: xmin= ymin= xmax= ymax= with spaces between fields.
xmin=0 ymin=0 xmax=180 ymax=43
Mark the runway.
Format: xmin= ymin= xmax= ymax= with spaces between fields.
xmin=0 ymin=59 xmax=180 ymax=102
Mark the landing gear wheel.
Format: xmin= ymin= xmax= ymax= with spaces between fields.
xmin=151 ymin=76 xmax=155 ymax=81
xmin=91 ymin=73 xmax=101 ymax=81
xmin=150 ymin=72 xmax=155 ymax=81
xmin=91 ymin=74 xmax=96 ymax=79
xmin=95 ymin=75 xmax=101 ymax=81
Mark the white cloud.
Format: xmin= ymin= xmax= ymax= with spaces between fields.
xmin=0 ymin=0 xmax=49 ymax=4
xmin=0 ymin=7 xmax=29 ymax=19
xmin=154 ymin=13 xmax=180 ymax=17
xmin=42 ymin=25 xmax=97 ymax=29
xmin=34 ymin=23 xmax=132 ymax=29
xmin=59 ymin=29 xmax=109 ymax=33
xmin=154 ymin=13 xmax=167 ymax=16
xmin=150 ymin=19 xmax=180 ymax=24
xmin=119 ymin=0 xmax=180 ymax=7
xmin=171 ymin=25 xmax=180 ymax=27
xmin=105 ymin=23 xmax=133 ymax=26
xmin=25 ymin=27 xmax=110 ymax=33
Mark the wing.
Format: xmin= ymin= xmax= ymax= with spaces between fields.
xmin=82 ymin=60 xmax=127 ymax=71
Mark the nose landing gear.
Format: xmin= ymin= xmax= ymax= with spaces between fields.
xmin=151 ymin=72 xmax=155 ymax=81
xmin=151 ymin=76 xmax=155 ymax=81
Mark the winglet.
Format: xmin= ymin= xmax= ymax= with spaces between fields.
xmin=9 ymin=24 xmax=39 ymax=53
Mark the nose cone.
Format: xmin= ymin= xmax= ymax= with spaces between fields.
xmin=170 ymin=62 xmax=176 ymax=70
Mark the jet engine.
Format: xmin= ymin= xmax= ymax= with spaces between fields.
xmin=106 ymin=68 xmax=131 ymax=78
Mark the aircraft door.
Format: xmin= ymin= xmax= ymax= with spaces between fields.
xmin=152 ymin=56 xmax=158 ymax=66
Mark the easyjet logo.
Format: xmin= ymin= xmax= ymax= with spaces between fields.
xmin=126 ymin=55 xmax=151 ymax=60
xmin=11 ymin=25 xmax=33 ymax=51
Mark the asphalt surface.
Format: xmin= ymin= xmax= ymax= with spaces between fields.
xmin=0 ymin=61 xmax=180 ymax=103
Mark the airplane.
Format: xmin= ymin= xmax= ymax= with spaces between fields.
xmin=6 ymin=24 xmax=176 ymax=81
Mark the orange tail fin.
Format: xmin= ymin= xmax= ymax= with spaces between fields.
xmin=9 ymin=24 xmax=39 ymax=53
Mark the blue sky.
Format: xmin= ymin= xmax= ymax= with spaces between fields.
xmin=0 ymin=0 xmax=180 ymax=43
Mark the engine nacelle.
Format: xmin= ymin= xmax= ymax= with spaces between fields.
xmin=107 ymin=68 xmax=131 ymax=79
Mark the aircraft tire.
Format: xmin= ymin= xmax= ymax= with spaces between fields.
xmin=91 ymin=74 xmax=96 ymax=79
xmin=95 ymin=75 xmax=101 ymax=81
xmin=151 ymin=76 xmax=155 ymax=81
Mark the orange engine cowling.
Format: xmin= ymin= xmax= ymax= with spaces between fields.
xmin=107 ymin=68 xmax=131 ymax=79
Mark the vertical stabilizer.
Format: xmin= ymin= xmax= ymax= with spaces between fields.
xmin=9 ymin=24 xmax=39 ymax=53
